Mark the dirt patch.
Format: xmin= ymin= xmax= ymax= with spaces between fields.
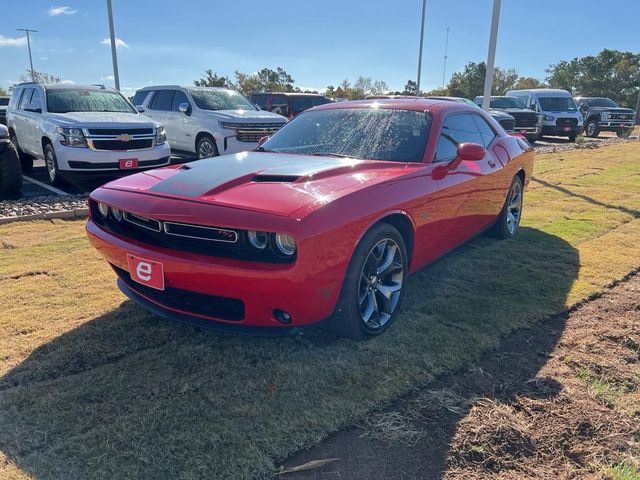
xmin=282 ymin=272 xmax=640 ymax=479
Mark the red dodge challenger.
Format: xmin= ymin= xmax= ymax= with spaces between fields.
xmin=86 ymin=99 xmax=534 ymax=339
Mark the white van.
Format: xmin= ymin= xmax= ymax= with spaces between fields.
xmin=505 ymin=89 xmax=583 ymax=141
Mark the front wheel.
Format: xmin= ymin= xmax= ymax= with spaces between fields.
xmin=584 ymin=119 xmax=599 ymax=138
xmin=616 ymin=128 xmax=632 ymax=139
xmin=328 ymin=223 xmax=408 ymax=340
xmin=489 ymin=176 xmax=524 ymax=240
xmin=196 ymin=135 xmax=219 ymax=159
xmin=44 ymin=143 xmax=64 ymax=186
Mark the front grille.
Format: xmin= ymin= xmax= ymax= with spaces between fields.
xmin=556 ymin=118 xmax=578 ymax=127
xmin=92 ymin=139 xmax=154 ymax=151
xmin=90 ymin=201 xmax=295 ymax=264
xmin=221 ymin=122 xmax=286 ymax=143
xmin=113 ymin=265 xmax=245 ymax=321
xmin=87 ymin=128 xmax=154 ymax=135
xmin=68 ymin=157 xmax=169 ymax=169
xmin=609 ymin=113 xmax=634 ymax=121
xmin=510 ymin=112 xmax=539 ymax=128
xmin=498 ymin=118 xmax=515 ymax=131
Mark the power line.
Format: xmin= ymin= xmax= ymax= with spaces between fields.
xmin=16 ymin=28 xmax=37 ymax=81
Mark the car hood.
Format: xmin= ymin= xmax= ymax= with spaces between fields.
xmin=588 ymin=107 xmax=635 ymax=114
xmin=489 ymin=110 xmax=515 ymax=120
xmin=103 ymin=151 xmax=410 ymax=218
xmin=45 ymin=111 xmax=157 ymax=128
xmin=494 ymin=107 xmax=537 ymax=115
xmin=202 ymin=109 xmax=287 ymax=123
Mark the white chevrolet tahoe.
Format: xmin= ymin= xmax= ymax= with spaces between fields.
xmin=7 ymin=83 xmax=170 ymax=184
xmin=132 ymin=86 xmax=287 ymax=158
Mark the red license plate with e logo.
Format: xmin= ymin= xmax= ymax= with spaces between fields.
xmin=119 ymin=158 xmax=139 ymax=169
xmin=127 ymin=254 xmax=164 ymax=290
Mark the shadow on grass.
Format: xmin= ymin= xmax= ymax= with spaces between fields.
xmin=0 ymin=227 xmax=579 ymax=480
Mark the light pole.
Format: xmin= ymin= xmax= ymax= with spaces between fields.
xmin=416 ymin=0 xmax=427 ymax=96
xmin=442 ymin=27 xmax=450 ymax=88
xmin=481 ymin=0 xmax=501 ymax=111
xmin=106 ymin=0 xmax=120 ymax=90
xmin=16 ymin=28 xmax=37 ymax=81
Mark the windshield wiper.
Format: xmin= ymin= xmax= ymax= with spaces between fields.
xmin=255 ymin=146 xmax=274 ymax=152
xmin=309 ymin=152 xmax=353 ymax=158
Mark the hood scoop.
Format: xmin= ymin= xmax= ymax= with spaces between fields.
xmin=251 ymin=174 xmax=301 ymax=183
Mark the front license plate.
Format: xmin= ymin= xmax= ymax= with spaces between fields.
xmin=563 ymin=127 xmax=571 ymax=132
xmin=127 ymin=254 xmax=165 ymax=290
xmin=119 ymin=158 xmax=139 ymax=169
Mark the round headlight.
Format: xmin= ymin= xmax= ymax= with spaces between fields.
xmin=111 ymin=207 xmax=123 ymax=222
xmin=274 ymin=233 xmax=296 ymax=256
xmin=247 ymin=230 xmax=269 ymax=250
xmin=97 ymin=202 xmax=109 ymax=218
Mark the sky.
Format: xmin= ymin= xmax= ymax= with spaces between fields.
xmin=1 ymin=0 xmax=639 ymax=96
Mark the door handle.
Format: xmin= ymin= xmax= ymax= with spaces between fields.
xmin=488 ymin=159 xmax=496 ymax=168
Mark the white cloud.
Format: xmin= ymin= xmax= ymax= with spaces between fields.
xmin=101 ymin=75 xmax=115 ymax=81
xmin=40 ymin=56 xmax=49 ymax=61
xmin=58 ymin=79 xmax=75 ymax=84
xmin=48 ymin=6 xmax=77 ymax=16
xmin=101 ymin=37 xmax=128 ymax=49
xmin=0 ymin=35 xmax=27 ymax=47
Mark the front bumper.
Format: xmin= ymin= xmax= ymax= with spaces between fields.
xmin=86 ymin=216 xmax=342 ymax=331
xmin=541 ymin=125 xmax=583 ymax=136
xmin=54 ymin=142 xmax=172 ymax=172
xmin=219 ymin=135 xmax=260 ymax=155
xmin=598 ymin=121 xmax=635 ymax=130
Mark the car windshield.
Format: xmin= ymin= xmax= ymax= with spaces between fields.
xmin=189 ymin=89 xmax=256 ymax=111
xmin=261 ymin=108 xmax=432 ymax=163
xmin=584 ymin=98 xmax=618 ymax=108
xmin=538 ymin=97 xmax=577 ymax=111
xmin=46 ymin=89 xmax=135 ymax=113
xmin=490 ymin=97 xmax=526 ymax=109
xmin=290 ymin=96 xmax=331 ymax=115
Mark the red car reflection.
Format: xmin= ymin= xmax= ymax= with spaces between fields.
xmin=87 ymin=99 xmax=534 ymax=339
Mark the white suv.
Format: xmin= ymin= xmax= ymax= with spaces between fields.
xmin=7 ymin=83 xmax=170 ymax=184
xmin=132 ymin=86 xmax=287 ymax=158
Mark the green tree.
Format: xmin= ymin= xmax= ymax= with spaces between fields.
xmin=17 ymin=69 xmax=61 ymax=85
xmin=514 ymin=76 xmax=546 ymax=90
xmin=194 ymin=69 xmax=234 ymax=88
xmin=447 ymin=62 xmax=528 ymax=98
xmin=234 ymin=67 xmax=296 ymax=96
xmin=0 ymin=87 xmax=7 ymax=96
xmin=402 ymin=80 xmax=417 ymax=96
xmin=546 ymin=49 xmax=640 ymax=107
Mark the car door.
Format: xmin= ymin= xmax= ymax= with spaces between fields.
xmin=13 ymin=88 xmax=33 ymax=153
xmin=430 ymin=112 xmax=502 ymax=247
xmin=166 ymin=90 xmax=193 ymax=151
xmin=270 ymin=95 xmax=290 ymax=118
xmin=24 ymin=88 xmax=44 ymax=156
xmin=145 ymin=90 xmax=172 ymax=142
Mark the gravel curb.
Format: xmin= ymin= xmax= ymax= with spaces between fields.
xmin=0 ymin=207 xmax=89 ymax=225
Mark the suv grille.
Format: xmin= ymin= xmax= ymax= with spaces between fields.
xmin=220 ymin=122 xmax=286 ymax=143
xmin=92 ymin=139 xmax=153 ymax=150
xmin=609 ymin=113 xmax=634 ymax=121
xmin=113 ymin=265 xmax=245 ymax=321
xmin=510 ymin=112 xmax=538 ymax=128
xmin=556 ymin=118 xmax=578 ymax=127
xmin=87 ymin=128 xmax=154 ymax=135
xmin=84 ymin=127 xmax=156 ymax=151
xmin=498 ymin=118 xmax=515 ymax=131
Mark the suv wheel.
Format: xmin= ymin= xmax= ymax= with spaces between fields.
xmin=9 ymin=133 xmax=33 ymax=173
xmin=44 ymin=143 xmax=64 ymax=186
xmin=584 ymin=119 xmax=599 ymax=138
xmin=616 ymin=128 xmax=632 ymax=139
xmin=0 ymin=141 xmax=23 ymax=197
xmin=196 ymin=135 xmax=219 ymax=159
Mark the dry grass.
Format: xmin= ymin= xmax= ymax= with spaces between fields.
xmin=1 ymin=143 xmax=640 ymax=479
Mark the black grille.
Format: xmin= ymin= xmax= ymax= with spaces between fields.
xmin=609 ymin=113 xmax=634 ymax=120
xmin=498 ymin=118 xmax=515 ymax=131
xmin=221 ymin=122 xmax=285 ymax=143
xmin=113 ymin=265 xmax=245 ymax=321
xmin=68 ymin=157 xmax=169 ymax=169
xmin=237 ymin=131 xmax=272 ymax=142
xmin=510 ymin=112 xmax=538 ymax=128
xmin=556 ymin=118 xmax=578 ymax=127
xmin=92 ymin=139 xmax=153 ymax=151
xmin=89 ymin=201 xmax=295 ymax=264
xmin=87 ymin=128 xmax=154 ymax=135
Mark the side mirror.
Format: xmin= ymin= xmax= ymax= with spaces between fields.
xmin=178 ymin=102 xmax=191 ymax=115
xmin=257 ymin=135 xmax=270 ymax=147
xmin=253 ymin=103 xmax=262 ymax=110
xmin=135 ymin=105 xmax=145 ymax=113
xmin=457 ymin=142 xmax=486 ymax=161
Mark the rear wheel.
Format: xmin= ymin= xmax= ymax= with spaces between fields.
xmin=489 ymin=176 xmax=524 ymax=240
xmin=0 ymin=141 xmax=23 ymax=197
xmin=196 ymin=135 xmax=219 ymax=159
xmin=9 ymin=133 xmax=33 ymax=173
xmin=584 ymin=119 xmax=599 ymax=138
xmin=327 ymin=223 xmax=408 ymax=340
xmin=617 ymin=128 xmax=632 ymax=139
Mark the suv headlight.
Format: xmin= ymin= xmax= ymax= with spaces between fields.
xmin=543 ymin=115 xmax=555 ymax=121
xmin=57 ymin=127 xmax=87 ymax=148
xmin=601 ymin=112 xmax=611 ymax=119
xmin=155 ymin=124 xmax=166 ymax=145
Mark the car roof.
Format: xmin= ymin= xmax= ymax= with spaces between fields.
xmin=312 ymin=98 xmax=478 ymax=114
xmin=510 ymin=88 xmax=572 ymax=96
xmin=253 ymin=92 xmax=325 ymax=97
xmin=136 ymin=85 xmax=235 ymax=92
xmin=14 ymin=83 xmax=114 ymax=91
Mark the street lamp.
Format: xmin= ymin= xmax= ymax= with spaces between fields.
xmin=481 ymin=0 xmax=501 ymax=111
xmin=106 ymin=0 xmax=121 ymax=90
xmin=16 ymin=28 xmax=37 ymax=81
xmin=416 ymin=0 xmax=427 ymax=96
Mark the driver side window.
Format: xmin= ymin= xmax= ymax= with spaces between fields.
xmin=434 ymin=114 xmax=483 ymax=162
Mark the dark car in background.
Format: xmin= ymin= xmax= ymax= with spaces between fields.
xmin=422 ymin=96 xmax=517 ymax=133
xmin=474 ymin=96 xmax=540 ymax=142
xmin=0 ymin=96 xmax=9 ymax=125
xmin=250 ymin=92 xmax=331 ymax=120
xmin=574 ymin=97 xmax=636 ymax=138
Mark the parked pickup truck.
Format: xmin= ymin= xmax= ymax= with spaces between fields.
xmin=474 ymin=96 xmax=540 ymax=142
xmin=7 ymin=83 xmax=170 ymax=185
xmin=574 ymin=97 xmax=636 ymax=138
xmin=0 ymin=124 xmax=22 ymax=197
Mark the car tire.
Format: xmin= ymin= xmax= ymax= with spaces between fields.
xmin=196 ymin=135 xmax=219 ymax=159
xmin=488 ymin=176 xmax=524 ymax=240
xmin=584 ymin=119 xmax=599 ymax=138
xmin=525 ymin=134 xmax=538 ymax=144
xmin=616 ymin=128 xmax=632 ymax=139
xmin=9 ymin=133 xmax=33 ymax=173
xmin=0 ymin=141 xmax=23 ymax=197
xmin=44 ymin=143 xmax=64 ymax=186
xmin=327 ymin=223 xmax=408 ymax=340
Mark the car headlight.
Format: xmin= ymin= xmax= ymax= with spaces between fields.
xmin=97 ymin=202 xmax=109 ymax=218
xmin=155 ymin=124 xmax=166 ymax=145
xmin=543 ymin=115 xmax=554 ymax=121
xmin=601 ymin=112 xmax=611 ymax=119
xmin=57 ymin=127 xmax=87 ymax=148
xmin=274 ymin=233 xmax=296 ymax=256
xmin=247 ymin=230 xmax=269 ymax=250
xmin=111 ymin=207 xmax=123 ymax=222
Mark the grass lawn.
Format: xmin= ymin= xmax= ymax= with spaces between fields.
xmin=1 ymin=142 xmax=640 ymax=480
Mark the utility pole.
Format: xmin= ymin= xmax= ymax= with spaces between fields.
xmin=481 ymin=0 xmax=501 ymax=111
xmin=106 ymin=0 xmax=120 ymax=90
xmin=416 ymin=0 xmax=427 ymax=96
xmin=16 ymin=28 xmax=37 ymax=81
xmin=442 ymin=27 xmax=450 ymax=88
